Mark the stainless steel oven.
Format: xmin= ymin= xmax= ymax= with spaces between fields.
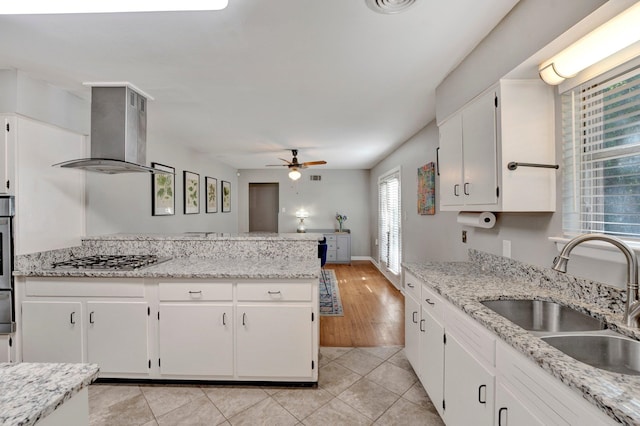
xmin=0 ymin=196 xmax=15 ymax=334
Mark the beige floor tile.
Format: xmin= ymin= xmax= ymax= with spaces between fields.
xmin=156 ymin=395 xmax=226 ymax=426
xmin=142 ymin=420 xmax=159 ymax=426
xmin=319 ymin=347 xmax=354 ymax=361
xmin=90 ymin=392 xmax=155 ymax=426
xmin=302 ymin=398 xmax=372 ymax=426
xmin=387 ymin=349 xmax=413 ymax=372
xmin=402 ymin=382 xmax=437 ymax=410
xmin=358 ymin=346 xmax=403 ymax=361
xmin=272 ymin=387 xmax=334 ymax=420
xmin=228 ymin=397 xmax=298 ymax=426
xmin=334 ymin=348 xmax=384 ymax=375
xmin=140 ymin=385 xmax=205 ymax=418
xmin=373 ymin=397 xmax=445 ymax=425
xmin=88 ymin=384 xmax=142 ymax=414
xmin=318 ymin=362 xmax=362 ymax=396
xmin=337 ymin=379 xmax=399 ymax=420
xmin=366 ymin=361 xmax=417 ymax=395
xmin=204 ymin=387 xmax=269 ymax=418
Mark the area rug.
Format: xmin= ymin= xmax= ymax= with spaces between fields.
xmin=319 ymin=269 xmax=344 ymax=316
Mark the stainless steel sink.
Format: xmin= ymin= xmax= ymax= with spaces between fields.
xmin=542 ymin=334 xmax=640 ymax=376
xmin=481 ymin=299 xmax=605 ymax=332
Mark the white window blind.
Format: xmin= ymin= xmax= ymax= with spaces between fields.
xmin=561 ymin=66 xmax=640 ymax=238
xmin=378 ymin=169 xmax=401 ymax=274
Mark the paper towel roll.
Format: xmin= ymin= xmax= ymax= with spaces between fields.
xmin=457 ymin=212 xmax=496 ymax=229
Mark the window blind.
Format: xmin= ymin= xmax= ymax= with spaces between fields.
xmin=561 ymin=66 xmax=640 ymax=238
xmin=378 ymin=169 xmax=401 ymax=274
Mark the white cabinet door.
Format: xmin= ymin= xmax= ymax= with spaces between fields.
xmin=439 ymin=114 xmax=464 ymax=207
xmin=0 ymin=116 xmax=14 ymax=195
xmin=495 ymin=382 xmax=544 ymax=426
xmin=22 ymin=301 xmax=83 ymax=363
xmin=404 ymin=293 xmax=420 ymax=370
xmin=86 ymin=301 xmax=149 ymax=374
xmin=237 ymin=305 xmax=312 ymax=378
xmin=462 ymin=90 xmax=498 ymax=206
xmin=444 ymin=332 xmax=495 ymax=426
xmin=0 ymin=335 xmax=10 ymax=362
xmin=336 ymin=234 xmax=350 ymax=263
xmin=158 ymin=303 xmax=233 ymax=376
xmin=420 ymin=304 xmax=444 ymax=417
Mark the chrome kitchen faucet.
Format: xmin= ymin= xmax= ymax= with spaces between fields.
xmin=552 ymin=233 xmax=640 ymax=328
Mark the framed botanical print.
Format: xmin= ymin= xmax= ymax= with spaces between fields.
xmin=222 ymin=180 xmax=231 ymax=213
xmin=183 ymin=170 xmax=200 ymax=214
xmin=205 ymin=176 xmax=217 ymax=213
xmin=151 ymin=163 xmax=175 ymax=216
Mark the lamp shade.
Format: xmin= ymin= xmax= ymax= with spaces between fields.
xmin=539 ymin=2 xmax=640 ymax=85
xmin=296 ymin=210 xmax=309 ymax=219
xmin=288 ymin=169 xmax=301 ymax=181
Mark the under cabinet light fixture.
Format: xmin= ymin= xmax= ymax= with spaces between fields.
xmin=288 ymin=168 xmax=302 ymax=181
xmin=539 ymin=2 xmax=640 ymax=85
xmin=0 ymin=0 xmax=228 ymax=14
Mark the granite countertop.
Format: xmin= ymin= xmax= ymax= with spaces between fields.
xmin=0 ymin=362 xmax=99 ymax=426
xmin=82 ymin=232 xmax=324 ymax=241
xmin=403 ymin=261 xmax=640 ymax=424
xmin=15 ymin=257 xmax=321 ymax=280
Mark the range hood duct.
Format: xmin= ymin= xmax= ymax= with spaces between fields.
xmin=54 ymin=85 xmax=166 ymax=174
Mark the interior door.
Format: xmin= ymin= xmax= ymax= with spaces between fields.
xmin=249 ymin=183 xmax=279 ymax=232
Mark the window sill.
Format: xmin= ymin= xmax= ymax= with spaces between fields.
xmin=549 ymin=236 xmax=640 ymax=264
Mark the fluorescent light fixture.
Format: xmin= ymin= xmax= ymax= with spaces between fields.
xmin=0 ymin=0 xmax=229 ymax=14
xmin=288 ymin=168 xmax=302 ymax=181
xmin=539 ymin=2 xmax=640 ymax=85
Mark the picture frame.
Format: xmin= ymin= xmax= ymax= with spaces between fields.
xmin=205 ymin=176 xmax=218 ymax=213
xmin=222 ymin=180 xmax=231 ymax=213
xmin=183 ymin=170 xmax=200 ymax=214
xmin=151 ymin=163 xmax=175 ymax=216
xmin=417 ymin=162 xmax=436 ymax=215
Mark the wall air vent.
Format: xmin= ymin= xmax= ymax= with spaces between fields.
xmin=309 ymin=175 xmax=322 ymax=181
xmin=365 ymin=0 xmax=415 ymax=14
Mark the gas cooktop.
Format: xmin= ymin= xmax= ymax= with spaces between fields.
xmin=51 ymin=255 xmax=170 ymax=270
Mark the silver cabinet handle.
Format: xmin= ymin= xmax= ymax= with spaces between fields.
xmin=407 ymin=283 xmax=415 ymax=288
xmin=89 ymin=311 xmax=95 ymax=324
xmin=425 ymin=298 xmax=435 ymax=306
xmin=412 ymin=311 xmax=418 ymax=324
xmin=420 ymin=319 xmax=425 ymax=332
xmin=242 ymin=313 xmax=246 ymax=326
xmin=222 ymin=312 xmax=226 ymax=326
xmin=268 ymin=291 xmax=282 ymax=295
xmin=188 ymin=290 xmax=202 ymax=296
xmin=464 ymin=182 xmax=470 ymax=195
xmin=70 ymin=311 xmax=76 ymax=325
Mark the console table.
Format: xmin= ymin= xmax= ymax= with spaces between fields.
xmin=310 ymin=229 xmax=351 ymax=264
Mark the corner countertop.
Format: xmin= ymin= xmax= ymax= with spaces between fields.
xmin=403 ymin=261 xmax=640 ymax=424
xmin=14 ymin=257 xmax=321 ymax=280
xmin=0 ymin=362 xmax=99 ymax=426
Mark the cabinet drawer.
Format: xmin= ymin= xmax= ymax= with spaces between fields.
xmin=25 ymin=278 xmax=144 ymax=298
xmin=237 ymin=282 xmax=312 ymax=302
xmin=159 ymin=282 xmax=232 ymax=301
xmin=327 ymin=242 xmax=337 ymax=250
xmin=403 ymin=271 xmax=422 ymax=301
xmin=421 ymin=284 xmax=444 ymax=319
xmin=327 ymin=251 xmax=337 ymax=261
xmin=325 ymin=234 xmax=336 ymax=242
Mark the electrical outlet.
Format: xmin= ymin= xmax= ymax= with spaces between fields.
xmin=462 ymin=230 xmax=467 ymax=243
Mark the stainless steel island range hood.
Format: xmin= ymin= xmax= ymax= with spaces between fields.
xmin=55 ymin=85 xmax=166 ymax=174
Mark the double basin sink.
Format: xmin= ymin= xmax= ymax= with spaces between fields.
xmin=481 ymin=299 xmax=640 ymax=376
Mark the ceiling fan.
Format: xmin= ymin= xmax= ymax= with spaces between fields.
xmin=266 ymin=149 xmax=327 ymax=180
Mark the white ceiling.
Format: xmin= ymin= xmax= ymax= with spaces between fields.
xmin=0 ymin=0 xmax=519 ymax=170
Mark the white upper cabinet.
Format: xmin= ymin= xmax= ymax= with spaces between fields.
xmin=438 ymin=79 xmax=556 ymax=212
xmin=0 ymin=115 xmax=16 ymax=195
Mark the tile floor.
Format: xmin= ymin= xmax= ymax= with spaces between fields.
xmin=89 ymin=346 xmax=445 ymax=425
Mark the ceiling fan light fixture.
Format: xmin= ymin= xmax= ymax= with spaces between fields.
xmin=289 ymin=168 xmax=302 ymax=181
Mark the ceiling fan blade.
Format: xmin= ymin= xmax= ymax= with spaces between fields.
xmin=278 ymin=158 xmax=293 ymax=164
xmin=265 ymin=164 xmax=289 ymax=167
xmin=302 ymin=160 xmax=327 ymax=166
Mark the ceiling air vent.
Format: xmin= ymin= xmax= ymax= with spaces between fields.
xmin=365 ymin=0 xmax=416 ymax=14
xmin=309 ymin=175 xmax=322 ymax=181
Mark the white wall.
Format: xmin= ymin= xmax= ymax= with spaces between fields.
xmin=86 ymin=140 xmax=238 ymax=235
xmin=369 ymin=124 xmax=467 ymax=275
xmin=237 ymin=169 xmax=370 ymax=257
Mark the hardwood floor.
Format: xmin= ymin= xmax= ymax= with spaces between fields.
xmin=320 ymin=260 xmax=405 ymax=347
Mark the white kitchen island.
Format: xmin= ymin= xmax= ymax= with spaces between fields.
xmin=13 ymin=233 xmax=322 ymax=384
